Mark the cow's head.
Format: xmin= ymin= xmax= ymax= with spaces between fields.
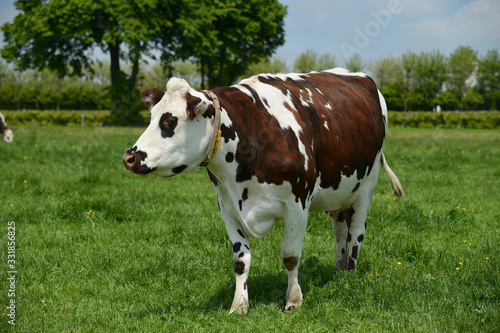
xmin=123 ymin=78 xmax=213 ymax=177
xmin=3 ymin=129 xmax=13 ymax=143
xmin=0 ymin=113 xmax=13 ymax=143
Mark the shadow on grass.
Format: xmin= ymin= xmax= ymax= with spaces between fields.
xmin=198 ymin=256 xmax=337 ymax=313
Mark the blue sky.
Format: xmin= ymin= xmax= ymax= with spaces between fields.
xmin=1 ymin=0 xmax=499 ymax=68
xmin=275 ymin=0 xmax=500 ymax=66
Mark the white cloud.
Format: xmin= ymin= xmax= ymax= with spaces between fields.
xmin=397 ymin=0 xmax=454 ymax=17
xmin=400 ymin=0 xmax=500 ymax=50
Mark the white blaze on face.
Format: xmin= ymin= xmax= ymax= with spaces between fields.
xmin=3 ymin=129 xmax=13 ymax=143
xmin=0 ymin=113 xmax=13 ymax=143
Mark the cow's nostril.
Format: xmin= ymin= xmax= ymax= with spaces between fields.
xmin=123 ymin=149 xmax=154 ymax=174
xmin=123 ymin=152 xmax=136 ymax=170
xmin=126 ymin=154 xmax=135 ymax=164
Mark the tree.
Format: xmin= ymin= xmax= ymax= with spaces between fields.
xmin=0 ymin=84 xmax=16 ymax=109
xmin=245 ymin=56 xmax=288 ymax=77
xmin=463 ymin=88 xmax=484 ymax=110
xmin=0 ymin=60 xmax=17 ymax=109
xmin=317 ymin=53 xmax=336 ymax=71
xmin=434 ymin=90 xmax=460 ymax=111
xmin=413 ymin=50 xmax=447 ymax=110
xmin=372 ymin=51 xmax=447 ymax=111
xmin=294 ymin=50 xmax=336 ymax=73
xmin=1 ymin=0 xmax=171 ymax=121
xmin=401 ymin=51 xmax=418 ymax=111
xmin=60 ymin=86 xmax=80 ymax=110
xmin=141 ymin=61 xmax=201 ymax=91
xmin=407 ymin=90 xmax=427 ymax=111
xmin=294 ymin=49 xmax=319 ymax=73
xmin=0 ymin=59 xmax=9 ymax=85
xmin=447 ymin=46 xmax=478 ymax=110
xmin=370 ymin=55 xmax=403 ymax=89
xmin=18 ymin=86 xmax=35 ymax=109
xmin=39 ymin=88 xmax=56 ymax=110
xmin=2 ymin=1 xmax=287 ymax=117
xmin=380 ymin=83 xmax=403 ymax=111
xmin=477 ymin=49 xmax=500 ymax=110
xmin=206 ymin=0 xmax=287 ymax=86
xmin=268 ymin=57 xmax=289 ymax=74
xmin=344 ymin=54 xmax=364 ymax=72
xmin=172 ymin=0 xmax=286 ymax=88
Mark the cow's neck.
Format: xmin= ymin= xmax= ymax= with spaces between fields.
xmin=199 ymin=91 xmax=222 ymax=167
xmin=0 ymin=114 xmax=7 ymax=134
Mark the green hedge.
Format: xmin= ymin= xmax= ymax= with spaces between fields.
xmin=2 ymin=110 xmax=500 ymax=129
xmin=1 ymin=110 xmax=151 ymax=127
xmin=1 ymin=110 xmax=111 ymax=126
xmin=389 ymin=111 xmax=500 ymax=129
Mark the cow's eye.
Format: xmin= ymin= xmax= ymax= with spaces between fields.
xmin=159 ymin=112 xmax=178 ymax=138
xmin=161 ymin=118 xmax=169 ymax=129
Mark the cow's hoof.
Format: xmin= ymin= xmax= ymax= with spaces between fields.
xmin=229 ymin=301 xmax=249 ymax=315
xmin=284 ymin=298 xmax=303 ymax=313
xmin=284 ymin=303 xmax=300 ymax=313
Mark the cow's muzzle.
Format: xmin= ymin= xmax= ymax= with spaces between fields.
xmin=123 ymin=148 xmax=156 ymax=174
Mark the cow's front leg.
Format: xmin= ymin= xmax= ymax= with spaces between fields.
xmin=223 ymin=217 xmax=252 ymax=314
xmin=282 ymin=211 xmax=308 ymax=313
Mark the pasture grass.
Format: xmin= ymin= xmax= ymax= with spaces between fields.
xmin=1 ymin=125 xmax=499 ymax=332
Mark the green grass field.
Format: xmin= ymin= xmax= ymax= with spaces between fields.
xmin=1 ymin=126 xmax=499 ymax=332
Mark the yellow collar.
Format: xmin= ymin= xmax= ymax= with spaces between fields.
xmin=199 ymin=91 xmax=222 ymax=167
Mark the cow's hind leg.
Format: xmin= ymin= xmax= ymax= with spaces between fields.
xmin=330 ymin=175 xmax=380 ymax=273
xmin=282 ymin=209 xmax=309 ymax=313
xmin=331 ymin=203 xmax=369 ymax=272
xmin=330 ymin=209 xmax=350 ymax=271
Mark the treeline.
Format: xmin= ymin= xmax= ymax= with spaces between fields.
xmin=1 ymin=46 xmax=499 ymax=112
xmin=256 ymin=46 xmax=499 ymax=112
xmin=1 ymin=0 xmax=287 ymax=120
xmin=0 ymin=60 xmax=200 ymax=111
xmin=0 ymin=61 xmax=110 ymax=111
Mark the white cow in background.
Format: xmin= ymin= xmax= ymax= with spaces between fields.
xmin=0 ymin=113 xmax=14 ymax=143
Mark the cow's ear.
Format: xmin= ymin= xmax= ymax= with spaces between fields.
xmin=140 ymin=88 xmax=165 ymax=110
xmin=185 ymin=92 xmax=209 ymax=120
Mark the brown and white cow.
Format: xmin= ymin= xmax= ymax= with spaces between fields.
xmin=0 ymin=113 xmax=14 ymax=143
xmin=123 ymin=68 xmax=404 ymax=314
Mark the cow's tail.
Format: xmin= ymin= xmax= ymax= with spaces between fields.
xmin=381 ymin=152 xmax=404 ymax=197
xmin=377 ymin=89 xmax=389 ymax=132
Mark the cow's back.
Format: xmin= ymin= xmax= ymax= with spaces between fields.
xmin=213 ymin=69 xmax=385 ymax=209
